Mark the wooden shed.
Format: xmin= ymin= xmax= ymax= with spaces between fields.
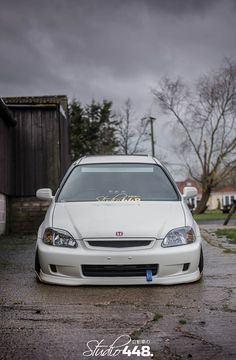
xmin=1 ymin=95 xmax=71 ymax=233
xmin=3 ymin=95 xmax=70 ymax=195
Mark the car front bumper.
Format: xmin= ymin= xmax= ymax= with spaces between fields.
xmin=36 ymin=238 xmax=202 ymax=286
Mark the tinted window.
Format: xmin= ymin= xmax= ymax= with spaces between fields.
xmin=57 ymin=164 xmax=179 ymax=202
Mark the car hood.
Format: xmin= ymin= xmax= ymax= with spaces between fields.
xmin=52 ymin=201 xmax=186 ymax=239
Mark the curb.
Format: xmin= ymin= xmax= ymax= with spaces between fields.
xmin=200 ymin=227 xmax=236 ymax=254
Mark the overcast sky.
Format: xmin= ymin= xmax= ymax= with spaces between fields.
xmin=1 ymin=0 xmax=236 ymax=173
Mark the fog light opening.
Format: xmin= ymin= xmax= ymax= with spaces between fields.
xmin=50 ymin=264 xmax=57 ymax=273
xmin=183 ymin=263 xmax=190 ymax=271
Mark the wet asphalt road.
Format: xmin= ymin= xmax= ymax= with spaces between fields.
xmin=0 ymin=230 xmax=235 ymax=360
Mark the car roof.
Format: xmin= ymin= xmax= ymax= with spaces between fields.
xmin=75 ymin=155 xmax=162 ymax=165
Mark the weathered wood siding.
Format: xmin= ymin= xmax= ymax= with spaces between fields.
xmin=9 ymin=105 xmax=70 ymax=196
xmin=0 ymin=117 xmax=15 ymax=195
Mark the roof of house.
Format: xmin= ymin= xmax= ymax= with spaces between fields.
xmin=3 ymin=95 xmax=68 ymax=113
xmin=212 ymin=186 xmax=236 ymax=194
xmin=176 ymin=178 xmax=202 ymax=194
xmin=0 ymin=98 xmax=17 ymax=126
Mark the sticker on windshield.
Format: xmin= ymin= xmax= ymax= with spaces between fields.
xmin=96 ymin=193 xmax=141 ymax=202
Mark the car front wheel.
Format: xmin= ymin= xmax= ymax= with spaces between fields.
xmin=35 ymin=248 xmax=41 ymax=277
xmin=198 ymin=247 xmax=204 ymax=274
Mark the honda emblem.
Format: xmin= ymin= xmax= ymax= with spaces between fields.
xmin=116 ymin=231 xmax=123 ymax=237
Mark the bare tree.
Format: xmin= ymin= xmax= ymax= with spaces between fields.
xmin=152 ymin=59 xmax=236 ymax=213
xmin=116 ymin=99 xmax=149 ymax=154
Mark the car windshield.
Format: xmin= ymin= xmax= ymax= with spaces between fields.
xmin=57 ymin=163 xmax=179 ymax=202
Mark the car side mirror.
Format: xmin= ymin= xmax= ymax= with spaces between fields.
xmin=36 ymin=188 xmax=53 ymax=201
xmin=183 ymin=186 xmax=198 ymax=199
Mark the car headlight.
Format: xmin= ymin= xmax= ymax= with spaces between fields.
xmin=162 ymin=226 xmax=196 ymax=247
xmin=43 ymin=228 xmax=78 ymax=248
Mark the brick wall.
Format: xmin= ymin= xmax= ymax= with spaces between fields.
xmin=0 ymin=193 xmax=6 ymax=235
xmin=9 ymin=197 xmax=50 ymax=234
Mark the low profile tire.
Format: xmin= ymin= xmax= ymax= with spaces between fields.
xmin=198 ymin=247 xmax=204 ymax=274
xmin=35 ymin=248 xmax=41 ymax=279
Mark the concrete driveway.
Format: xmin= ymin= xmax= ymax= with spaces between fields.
xmin=0 ymin=228 xmax=235 ymax=360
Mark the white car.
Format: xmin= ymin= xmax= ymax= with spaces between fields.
xmin=35 ymin=155 xmax=203 ymax=286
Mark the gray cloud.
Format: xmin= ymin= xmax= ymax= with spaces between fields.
xmin=0 ymin=0 xmax=235 ymax=93
xmin=0 ymin=0 xmax=236 ymax=112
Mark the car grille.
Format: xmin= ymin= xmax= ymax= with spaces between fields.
xmin=81 ymin=264 xmax=158 ymax=277
xmin=87 ymin=240 xmax=152 ymax=248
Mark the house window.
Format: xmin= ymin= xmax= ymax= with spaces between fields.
xmin=223 ymin=195 xmax=236 ymax=207
xmin=224 ymin=196 xmax=229 ymax=206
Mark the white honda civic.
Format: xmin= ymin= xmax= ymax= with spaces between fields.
xmin=35 ymin=155 xmax=203 ymax=286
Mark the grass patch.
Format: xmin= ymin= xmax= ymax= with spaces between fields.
xmin=215 ymin=229 xmax=236 ymax=244
xmin=223 ymin=248 xmax=236 ymax=254
xmin=193 ymin=210 xmax=236 ymax=221
xmin=179 ymin=319 xmax=187 ymax=325
xmin=153 ymin=313 xmax=163 ymax=322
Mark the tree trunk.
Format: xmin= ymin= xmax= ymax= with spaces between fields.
xmin=224 ymin=201 xmax=236 ymax=225
xmin=195 ymin=188 xmax=211 ymax=214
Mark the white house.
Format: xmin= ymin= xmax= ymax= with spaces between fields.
xmin=208 ymin=186 xmax=236 ymax=210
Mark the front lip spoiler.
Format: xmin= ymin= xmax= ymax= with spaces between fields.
xmin=36 ymin=269 xmax=202 ymax=286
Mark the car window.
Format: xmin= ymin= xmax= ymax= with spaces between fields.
xmin=57 ymin=163 xmax=179 ymax=202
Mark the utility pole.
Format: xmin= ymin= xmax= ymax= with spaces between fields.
xmin=149 ymin=116 xmax=156 ymax=157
